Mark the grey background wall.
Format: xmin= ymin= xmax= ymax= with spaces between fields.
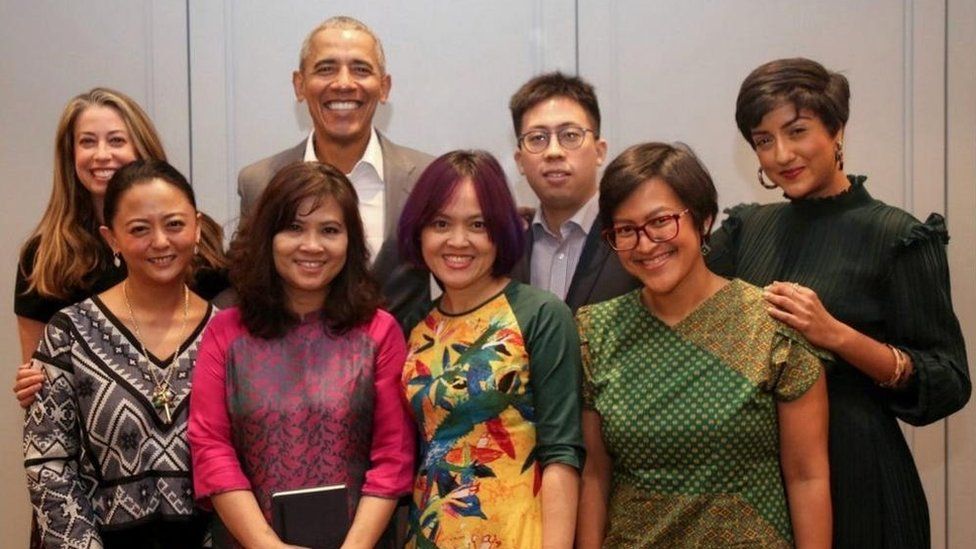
xmin=1 ymin=1 xmax=973 ymax=546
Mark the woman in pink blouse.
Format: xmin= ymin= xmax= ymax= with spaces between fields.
xmin=189 ymin=162 xmax=415 ymax=548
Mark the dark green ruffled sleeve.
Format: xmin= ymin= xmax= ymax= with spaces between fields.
xmin=517 ymin=288 xmax=585 ymax=471
xmin=884 ymin=213 xmax=971 ymax=425
xmin=706 ymin=203 xmax=760 ymax=278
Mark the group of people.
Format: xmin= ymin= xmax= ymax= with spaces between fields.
xmin=13 ymin=15 xmax=969 ymax=549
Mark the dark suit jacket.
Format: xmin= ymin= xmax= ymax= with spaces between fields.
xmin=512 ymin=218 xmax=640 ymax=313
xmin=237 ymin=132 xmax=433 ymax=321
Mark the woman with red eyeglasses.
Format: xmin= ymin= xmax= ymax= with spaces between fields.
xmin=575 ymin=142 xmax=831 ymax=548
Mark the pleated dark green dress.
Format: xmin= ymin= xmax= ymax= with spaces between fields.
xmin=707 ymin=176 xmax=971 ymax=549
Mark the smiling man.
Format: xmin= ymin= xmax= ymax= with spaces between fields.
xmin=510 ymin=73 xmax=638 ymax=312
xmin=238 ymin=16 xmax=432 ymax=263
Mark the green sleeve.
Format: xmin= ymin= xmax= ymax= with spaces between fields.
xmin=768 ymin=327 xmax=828 ymax=402
xmin=575 ymin=305 xmax=597 ymax=410
xmin=883 ymin=214 xmax=971 ymax=425
xmin=512 ymin=285 xmax=585 ymax=471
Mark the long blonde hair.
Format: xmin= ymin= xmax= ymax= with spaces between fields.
xmin=21 ymin=88 xmax=225 ymax=299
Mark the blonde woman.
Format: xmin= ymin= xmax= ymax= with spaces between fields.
xmin=13 ymin=88 xmax=227 ymax=405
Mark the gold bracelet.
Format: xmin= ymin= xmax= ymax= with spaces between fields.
xmin=893 ymin=346 xmax=913 ymax=386
xmin=880 ymin=344 xmax=906 ymax=388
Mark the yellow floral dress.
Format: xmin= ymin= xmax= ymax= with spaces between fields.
xmin=402 ymin=282 xmax=583 ymax=548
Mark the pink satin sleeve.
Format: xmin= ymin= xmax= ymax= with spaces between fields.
xmin=361 ymin=310 xmax=416 ymax=498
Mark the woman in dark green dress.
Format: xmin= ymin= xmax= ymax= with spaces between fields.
xmin=708 ymin=57 xmax=971 ymax=549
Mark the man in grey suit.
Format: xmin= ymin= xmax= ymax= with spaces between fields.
xmin=510 ymin=72 xmax=639 ymax=312
xmin=237 ymin=16 xmax=432 ymax=319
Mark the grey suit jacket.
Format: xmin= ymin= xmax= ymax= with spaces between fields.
xmin=237 ymin=132 xmax=434 ymax=323
xmin=237 ymin=131 xmax=432 ymax=241
xmin=512 ymin=217 xmax=640 ymax=313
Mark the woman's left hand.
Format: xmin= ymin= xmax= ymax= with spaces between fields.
xmin=763 ymin=281 xmax=843 ymax=349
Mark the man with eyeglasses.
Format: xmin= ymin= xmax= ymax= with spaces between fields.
xmin=510 ymin=72 xmax=639 ymax=312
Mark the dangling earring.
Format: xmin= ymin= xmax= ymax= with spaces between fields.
xmin=193 ymin=244 xmax=199 ymax=255
xmin=757 ymin=167 xmax=777 ymax=189
xmin=834 ymin=141 xmax=845 ymax=171
xmin=700 ymin=242 xmax=712 ymax=255
xmin=113 ymin=251 xmax=122 ymax=268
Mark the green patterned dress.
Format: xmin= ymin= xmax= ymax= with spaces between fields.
xmin=577 ymin=279 xmax=826 ymax=548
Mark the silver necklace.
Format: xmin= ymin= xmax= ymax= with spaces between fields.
xmin=122 ymin=280 xmax=189 ymax=424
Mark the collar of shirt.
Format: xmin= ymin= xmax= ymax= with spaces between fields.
xmin=302 ymin=127 xmax=386 ymax=183
xmin=531 ymin=192 xmax=600 ymax=240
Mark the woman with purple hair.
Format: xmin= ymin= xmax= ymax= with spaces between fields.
xmin=397 ymin=150 xmax=584 ymax=548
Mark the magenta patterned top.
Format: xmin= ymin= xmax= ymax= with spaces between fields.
xmin=188 ymin=307 xmax=415 ymax=524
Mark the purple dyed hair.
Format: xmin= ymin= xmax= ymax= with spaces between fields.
xmin=398 ymin=150 xmax=525 ymax=277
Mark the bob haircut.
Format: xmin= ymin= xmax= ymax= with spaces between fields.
xmin=509 ymin=71 xmax=601 ymax=137
xmin=735 ymin=57 xmax=850 ymax=146
xmin=599 ymin=142 xmax=718 ymax=241
xmin=398 ymin=150 xmax=525 ymax=278
xmin=230 ymin=162 xmax=381 ymax=339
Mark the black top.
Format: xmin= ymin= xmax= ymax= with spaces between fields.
xmin=707 ymin=175 xmax=970 ymax=549
xmin=14 ymin=236 xmax=229 ymax=323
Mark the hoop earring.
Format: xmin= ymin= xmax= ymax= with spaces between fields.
xmin=113 ymin=252 xmax=122 ymax=268
xmin=835 ymin=141 xmax=845 ymax=171
xmin=757 ymin=167 xmax=777 ymax=189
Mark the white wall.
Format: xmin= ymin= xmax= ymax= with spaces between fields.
xmin=2 ymin=1 xmax=973 ymax=547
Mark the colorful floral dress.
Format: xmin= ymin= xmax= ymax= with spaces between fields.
xmin=577 ymin=280 xmax=826 ymax=548
xmin=402 ymin=281 xmax=584 ymax=548
xmin=188 ymin=308 xmax=415 ymax=548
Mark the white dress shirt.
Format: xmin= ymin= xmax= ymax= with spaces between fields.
xmin=303 ymin=128 xmax=386 ymax=258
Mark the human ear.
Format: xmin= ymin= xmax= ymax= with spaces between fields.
xmin=99 ymin=225 xmax=118 ymax=254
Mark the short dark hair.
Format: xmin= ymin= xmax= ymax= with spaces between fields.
xmin=599 ymin=142 xmax=718 ymax=241
xmin=735 ymin=57 xmax=850 ymax=146
xmin=103 ymin=159 xmax=196 ymax=228
xmin=509 ymin=72 xmax=601 ymax=137
xmin=398 ymin=150 xmax=525 ymax=277
xmin=230 ymin=162 xmax=382 ymax=338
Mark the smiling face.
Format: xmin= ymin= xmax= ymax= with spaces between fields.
xmin=612 ymin=177 xmax=708 ymax=298
xmin=421 ymin=178 xmax=499 ymax=303
xmin=750 ymin=103 xmax=848 ymax=199
xmin=74 ymin=105 xmax=138 ymax=198
xmin=272 ymin=195 xmax=349 ymax=314
xmin=100 ymin=179 xmax=199 ymax=288
xmin=293 ymin=27 xmax=391 ymax=149
xmin=514 ymin=96 xmax=607 ymax=218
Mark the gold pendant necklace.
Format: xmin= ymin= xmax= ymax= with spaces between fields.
xmin=122 ymin=280 xmax=189 ymax=424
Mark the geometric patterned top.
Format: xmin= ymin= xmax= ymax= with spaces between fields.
xmin=23 ymin=296 xmax=215 ymax=548
xmin=577 ymin=280 xmax=826 ymax=548
xmin=402 ymin=281 xmax=584 ymax=548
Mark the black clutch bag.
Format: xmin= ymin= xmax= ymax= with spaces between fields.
xmin=271 ymin=484 xmax=350 ymax=549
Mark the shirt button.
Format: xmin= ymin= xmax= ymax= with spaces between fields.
xmin=557 ymin=253 xmax=566 ymax=260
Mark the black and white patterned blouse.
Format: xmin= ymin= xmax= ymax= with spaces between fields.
xmin=23 ymin=296 xmax=215 ymax=547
